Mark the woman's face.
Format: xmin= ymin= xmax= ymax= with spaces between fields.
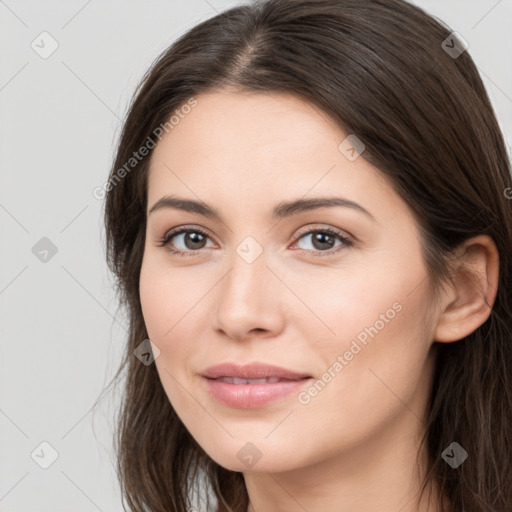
xmin=140 ymin=90 xmax=440 ymax=473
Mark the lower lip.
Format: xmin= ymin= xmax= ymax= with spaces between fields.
xmin=202 ymin=377 xmax=312 ymax=409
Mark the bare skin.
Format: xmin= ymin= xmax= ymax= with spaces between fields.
xmin=139 ymin=90 xmax=499 ymax=512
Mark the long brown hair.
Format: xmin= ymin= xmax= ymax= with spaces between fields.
xmin=102 ymin=0 xmax=512 ymax=510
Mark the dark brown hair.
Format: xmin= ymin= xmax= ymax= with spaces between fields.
xmin=102 ymin=0 xmax=512 ymax=510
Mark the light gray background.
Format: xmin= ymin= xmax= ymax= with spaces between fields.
xmin=1 ymin=1 xmax=511 ymax=511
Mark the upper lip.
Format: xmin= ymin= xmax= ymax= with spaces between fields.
xmin=201 ymin=362 xmax=312 ymax=380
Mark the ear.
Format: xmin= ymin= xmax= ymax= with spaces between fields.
xmin=434 ymin=234 xmax=499 ymax=343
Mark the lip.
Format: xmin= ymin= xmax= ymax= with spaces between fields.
xmin=201 ymin=362 xmax=313 ymax=409
xmin=201 ymin=362 xmax=312 ymax=380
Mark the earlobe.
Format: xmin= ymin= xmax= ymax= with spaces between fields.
xmin=434 ymin=235 xmax=499 ymax=343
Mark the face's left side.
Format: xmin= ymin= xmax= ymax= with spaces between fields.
xmin=139 ymin=90 xmax=440 ymax=474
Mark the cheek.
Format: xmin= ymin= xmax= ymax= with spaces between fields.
xmin=292 ymin=247 xmax=433 ymax=393
xmin=139 ymin=260 xmax=168 ymax=340
xmin=139 ymin=253 xmax=206 ymax=340
xmin=139 ymin=255 xmax=216 ymax=381
xmin=139 ymin=259 xmax=204 ymax=418
xmin=281 ymin=256 xmax=417 ymax=347
xmin=298 ymin=268 xmax=434 ymax=434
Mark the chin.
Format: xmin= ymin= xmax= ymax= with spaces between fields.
xmin=196 ymin=438 xmax=303 ymax=474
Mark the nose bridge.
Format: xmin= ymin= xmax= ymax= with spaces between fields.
xmin=222 ymin=242 xmax=268 ymax=309
xmin=213 ymin=239 xmax=281 ymax=338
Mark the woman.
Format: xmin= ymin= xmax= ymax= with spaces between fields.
xmin=103 ymin=0 xmax=512 ymax=510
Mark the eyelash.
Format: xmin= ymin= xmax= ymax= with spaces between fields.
xmin=156 ymin=224 xmax=353 ymax=258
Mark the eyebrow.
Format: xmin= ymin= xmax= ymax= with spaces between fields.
xmin=148 ymin=195 xmax=375 ymax=221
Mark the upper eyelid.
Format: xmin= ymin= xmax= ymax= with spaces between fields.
xmin=292 ymin=224 xmax=352 ymax=241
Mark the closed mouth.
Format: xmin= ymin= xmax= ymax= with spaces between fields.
xmin=208 ymin=376 xmax=308 ymax=384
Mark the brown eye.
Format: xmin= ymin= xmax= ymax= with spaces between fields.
xmin=158 ymin=227 xmax=214 ymax=256
xmin=292 ymin=227 xmax=353 ymax=255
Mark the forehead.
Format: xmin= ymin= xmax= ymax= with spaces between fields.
xmin=146 ymin=90 xmax=410 ymax=227
xmin=152 ymin=90 xmax=342 ymax=166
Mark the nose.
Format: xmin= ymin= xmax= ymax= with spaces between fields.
xmin=212 ymin=249 xmax=285 ymax=342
